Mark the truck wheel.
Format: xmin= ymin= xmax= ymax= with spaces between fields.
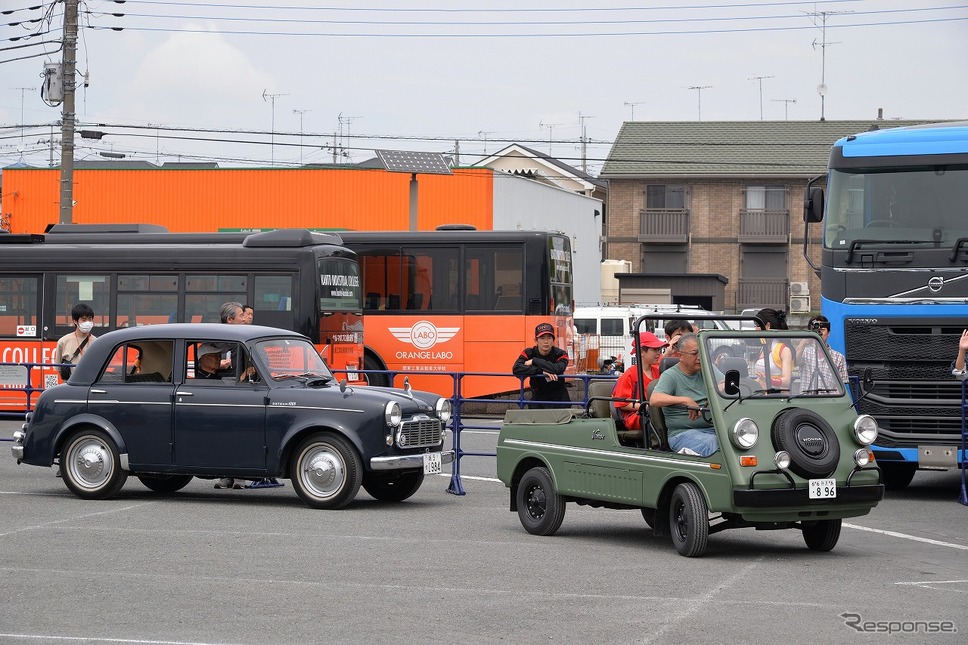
xmin=669 ymin=482 xmax=709 ymax=557
xmin=363 ymin=470 xmax=424 ymax=502
xmin=290 ymin=433 xmax=362 ymax=509
xmin=802 ymin=519 xmax=842 ymax=551
xmin=880 ymin=462 xmax=917 ymax=491
xmin=516 ymin=466 xmax=565 ymax=536
xmin=137 ymin=474 xmax=193 ymax=494
xmin=61 ymin=429 xmax=128 ymax=500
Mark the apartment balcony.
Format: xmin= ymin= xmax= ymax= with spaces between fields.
xmin=737 ymin=278 xmax=788 ymax=311
xmin=638 ymin=208 xmax=689 ymax=244
xmin=738 ymin=209 xmax=789 ymax=243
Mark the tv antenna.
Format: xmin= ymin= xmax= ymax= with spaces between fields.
xmin=338 ymin=113 xmax=361 ymax=163
xmin=262 ymin=89 xmax=289 ymax=166
xmin=748 ymin=76 xmax=774 ymax=120
xmin=771 ymin=98 xmax=797 ymax=121
xmin=478 ymin=130 xmax=495 ymax=155
xmin=687 ymin=86 xmax=712 ymax=121
xmin=292 ymin=108 xmax=311 ymax=164
xmin=623 ymin=101 xmax=646 ymax=121
xmin=12 ymin=86 xmax=36 ymax=145
xmin=806 ymin=9 xmax=848 ymax=121
xmin=578 ymin=111 xmax=595 ymax=174
xmin=539 ymin=120 xmax=564 ymax=155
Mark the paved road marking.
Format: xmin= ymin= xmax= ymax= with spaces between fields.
xmin=844 ymin=522 xmax=968 ymax=551
xmin=0 ymin=502 xmax=151 ymax=538
xmin=0 ymin=635 xmax=239 ymax=645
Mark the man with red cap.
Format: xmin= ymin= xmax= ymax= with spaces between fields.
xmin=512 ymin=322 xmax=571 ymax=408
xmin=611 ymin=331 xmax=668 ymax=430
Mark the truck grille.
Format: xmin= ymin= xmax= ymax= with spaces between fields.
xmin=398 ymin=418 xmax=443 ymax=448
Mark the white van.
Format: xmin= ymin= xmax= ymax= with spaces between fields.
xmin=573 ymin=304 xmax=735 ymax=372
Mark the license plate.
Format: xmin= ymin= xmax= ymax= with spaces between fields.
xmin=346 ymin=364 xmax=360 ymax=382
xmin=808 ymin=478 xmax=837 ymax=499
xmin=423 ymin=452 xmax=442 ymax=475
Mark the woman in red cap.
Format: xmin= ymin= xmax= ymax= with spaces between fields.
xmin=611 ymin=331 xmax=668 ymax=430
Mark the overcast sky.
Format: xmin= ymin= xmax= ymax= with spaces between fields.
xmin=1 ymin=0 xmax=966 ymax=175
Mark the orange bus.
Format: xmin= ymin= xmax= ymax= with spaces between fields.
xmin=336 ymin=229 xmax=575 ymax=398
xmin=0 ymin=226 xmax=364 ymax=413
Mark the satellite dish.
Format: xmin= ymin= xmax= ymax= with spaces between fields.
xmin=817 ymin=83 xmax=828 ymax=97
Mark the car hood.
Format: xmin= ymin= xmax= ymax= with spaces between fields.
xmin=277 ymin=383 xmax=440 ymax=415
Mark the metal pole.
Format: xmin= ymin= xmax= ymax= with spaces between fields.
xmin=58 ymin=0 xmax=79 ymax=224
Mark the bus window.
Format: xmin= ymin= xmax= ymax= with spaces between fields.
xmin=465 ymin=245 xmax=522 ymax=311
xmin=0 ymin=276 xmax=39 ymax=337
xmin=255 ymin=275 xmax=295 ymax=329
xmin=185 ymin=274 xmax=246 ymax=323
xmin=55 ymin=274 xmax=109 ymax=330
xmin=117 ymin=274 xmax=179 ymax=327
xmin=402 ymin=246 xmax=458 ymax=313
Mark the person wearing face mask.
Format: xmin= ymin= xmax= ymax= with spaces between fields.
xmin=55 ymin=303 xmax=97 ymax=381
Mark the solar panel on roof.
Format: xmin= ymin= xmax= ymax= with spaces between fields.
xmin=375 ymin=150 xmax=452 ymax=175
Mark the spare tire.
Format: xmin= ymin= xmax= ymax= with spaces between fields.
xmin=771 ymin=408 xmax=841 ymax=479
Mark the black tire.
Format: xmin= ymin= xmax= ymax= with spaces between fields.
xmin=363 ymin=352 xmax=390 ymax=387
xmin=669 ymin=482 xmax=709 ymax=557
xmin=362 ymin=470 xmax=424 ymax=502
xmin=641 ymin=507 xmax=657 ymax=529
xmin=880 ymin=462 xmax=918 ymax=491
xmin=802 ymin=518 xmax=842 ymax=551
xmin=516 ymin=466 xmax=565 ymax=536
xmin=771 ymin=409 xmax=841 ymax=479
xmin=60 ymin=429 xmax=128 ymax=500
xmin=290 ymin=433 xmax=363 ymax=509
xmin=137 ymin=474 xmax=194 ymax=494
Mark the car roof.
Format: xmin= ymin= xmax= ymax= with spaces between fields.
xmin=91 ymin=323 xmax=307 ymax=344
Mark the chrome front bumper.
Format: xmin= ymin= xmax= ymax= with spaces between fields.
xmin=370 ymin=450 xmax=455 ymax=471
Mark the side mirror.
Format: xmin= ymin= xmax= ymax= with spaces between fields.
xmin=803 ymin=186 xmax=825 ymax=223
xmin=724 ymin=369 xmax=741 ymax=396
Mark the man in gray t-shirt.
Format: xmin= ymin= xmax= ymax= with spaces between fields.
xmin=650 ymin=334 xmax=721 ymax=457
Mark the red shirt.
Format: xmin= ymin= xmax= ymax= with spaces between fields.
xmin=611 ymin=363 xmax=660 ymax=430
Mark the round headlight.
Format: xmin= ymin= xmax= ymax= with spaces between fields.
xmin=730 ymin=417 xmax=759 ymax=449
xmin=774 ymin=450 xmax=791 ymax=470
xmin=435 ymin=398 xmax=453 ymax=424
xmin=853 ymin=415 xmax=878 ymax=446
xmin=853 ymin=448 xmax=871 ymax=467
xmin=385 ymin=401 xmax=402 ymax=428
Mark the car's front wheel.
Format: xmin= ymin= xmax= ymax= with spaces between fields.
xmin=290 ymin=433 xmax=362 ymax=509
xmin=802 ymin=519 xmax=842 ymax=551
xmin=61 ymin=429 xmax=128 ymax=500
xmin=138 ymin=474 xmax=194 ymax=494
xmin=670 ymin=482 xmax=709 ymax=557
xmin=362 ymin=470 xmax=424 ymax=502
xmin=516 ymin=466 xmax=565 ymax=536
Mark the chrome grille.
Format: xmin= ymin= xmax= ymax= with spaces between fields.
xmin=398 ymin=418 xmax=442 ymax=448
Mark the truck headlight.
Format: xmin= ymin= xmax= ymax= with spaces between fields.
xmin=730 ymin=417 xmax=758 ymax=449
xmin=852 ymin=415 xmax=878 ymax=446
xmin=435 ymin=398 xmax=452 ymax=424
xmin=384 ymin=401 xmax=402 ymax=428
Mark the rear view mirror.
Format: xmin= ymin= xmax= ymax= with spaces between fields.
xmin=803 ymin=186 xmax=825 ymax=223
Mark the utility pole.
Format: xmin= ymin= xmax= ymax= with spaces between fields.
xmin=771 ymin=98 xmax=797 ymax=120
xmin=58 ymin=0 xmax=79 ymax=224
xmin=262 ymin=90 xmax=288 ymax=166
xmin=748 ymin=75 xmax=774 ymax=120
xmin=623 ymin=101 xmax=646 ymax=121
xmin=688 ymin=86 xmax=712 ymax=121
xmin=293 ymin=108 xmax=310 ymax=165
xmin=578 ymin=111 xmax=594 ymax=174
xmin=539 ymin=120 xmax=563 ymax=155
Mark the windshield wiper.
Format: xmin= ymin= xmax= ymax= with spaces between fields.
xmin=950 ymin=237 xmax=968 ymax=262
xmin=845 ymin=239 xmax=936 ymax=264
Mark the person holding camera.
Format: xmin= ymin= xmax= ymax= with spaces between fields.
xmin=55 ymin=303 xmax=97 ymax=381
xmin=797 ymin=315 xmax=847 ymax=388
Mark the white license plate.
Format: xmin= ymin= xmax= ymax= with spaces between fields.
xmin=423 ymin=452 xmax=442 ymax=475
xmin=346 ymin=364 xmax=360 ymax=382
xmin=808 ymin=478 xmax=837 ymax=499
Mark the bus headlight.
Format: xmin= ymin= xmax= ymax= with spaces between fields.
xmin=852 ymin=415 xmax=878 ymax=446
xmin=384 ymin=401 xmax=402 ymax=428
xmin=435 ymin=398 xmax=453 ymax=424
xmin=853 ymin=448 xmax=872 ymax=467
xmin=730 ymin=417 xmax=759 ymax=449
xmin=774 ymin=451 xmax=791 ymax=470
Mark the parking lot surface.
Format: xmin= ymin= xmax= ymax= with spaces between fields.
xmin=1 ymin=420 xmax=966 ymax=644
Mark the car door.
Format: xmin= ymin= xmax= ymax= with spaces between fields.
xmin=172 ymin=341 xmax=267 ymax=470
xmin=86 ymin=341 xmax=176 ymax=468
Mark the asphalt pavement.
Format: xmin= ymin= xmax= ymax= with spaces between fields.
xmin=1 ymin=419 xmax=966 ymax=644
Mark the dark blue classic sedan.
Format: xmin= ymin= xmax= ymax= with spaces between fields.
xmin=11 ymin=324 xmax=453 ymax=509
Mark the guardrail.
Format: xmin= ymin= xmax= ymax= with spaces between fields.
xmin=0 ymin=361 xmax=617 ymax=498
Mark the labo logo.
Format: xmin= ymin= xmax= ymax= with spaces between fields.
xmin=389 ymin=320 xmax=459 ymax=350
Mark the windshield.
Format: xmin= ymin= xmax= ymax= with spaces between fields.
xmin=823 ymin=166 xmax=968 ymax=249
xmin=254 ymin=338 xmax=334 ymax=382
xmin=706 ymin=334 xmax=845 ymax=398
xmin=318 ymin=257 xmax=362 ymax=313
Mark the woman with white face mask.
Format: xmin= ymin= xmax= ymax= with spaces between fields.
xmin=55 ymin=303 xmax=97 ymax=381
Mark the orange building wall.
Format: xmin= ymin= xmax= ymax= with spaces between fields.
xmin=2 ymin=167 xmax=495 ymax=234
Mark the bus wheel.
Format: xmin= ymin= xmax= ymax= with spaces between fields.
xmin=363 ymin=353 xmax=389 ymax=387
xmin=880 ymin=462 xmax=917 ymax=491
xmin=61 ymin=429 xmax=128 ymax=500
xmin=290 ymin=433 xmax=362 ymax=509
xmin=137 ymin=474 xmax=193 ymax=494
xmin=362 ymin=470 xmax=424 ymax=502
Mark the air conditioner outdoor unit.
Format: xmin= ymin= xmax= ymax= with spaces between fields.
xmin=790 ymin=296 xmax=812 ymax=314
xmin=790 ymin=281 xmax=810 ymax=296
